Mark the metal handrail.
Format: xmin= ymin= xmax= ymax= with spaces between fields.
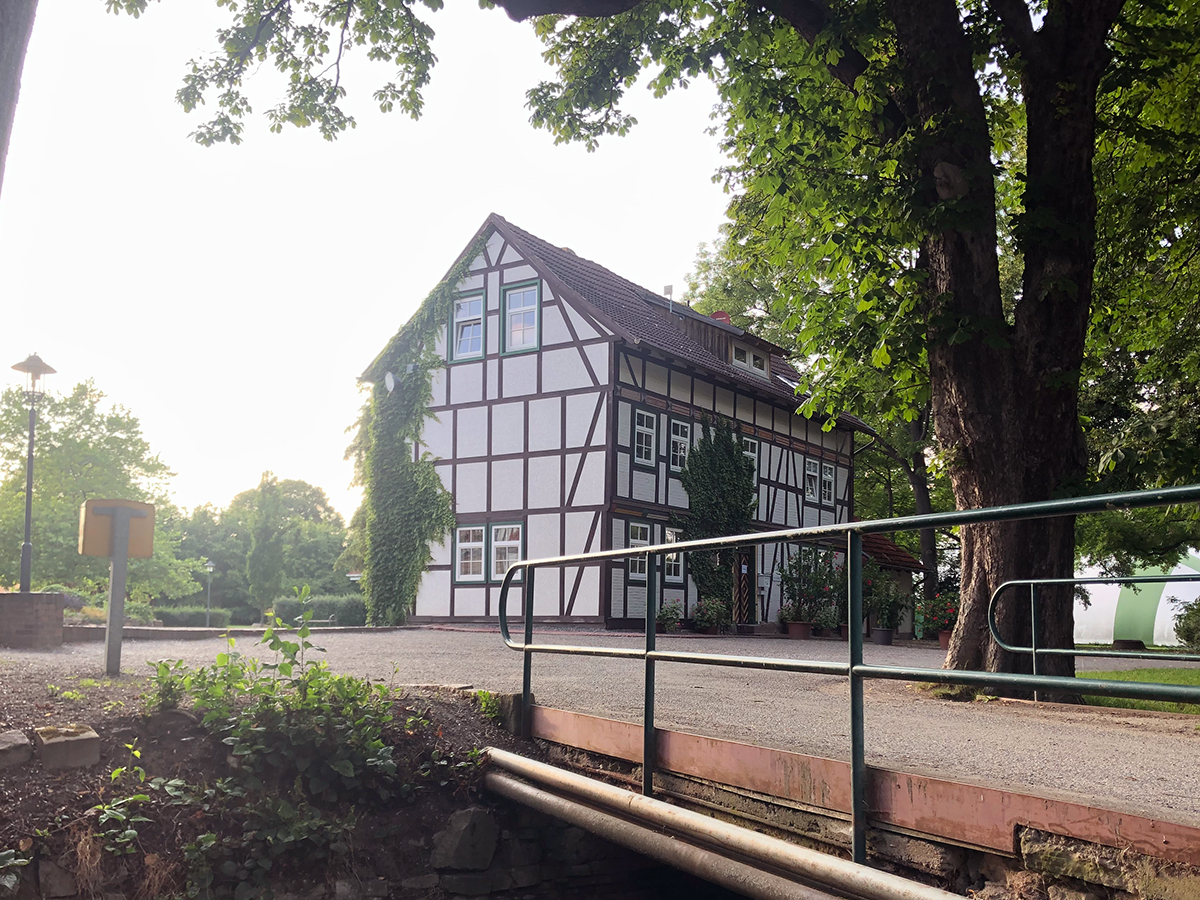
xmin=496 ymin=484 xmax=1200 ymax=867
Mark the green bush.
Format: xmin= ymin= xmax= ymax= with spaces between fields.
xmin=1175 ymin=599 xmax=1200 ymax=651
xmin=228 ymin=605 xmax=260 ymax=626
xmin=156 ymin=606 xmax=231 ymax=628
xmin=125 ymin=601 xmax=155 ymax=625
xmin=272 ymin=594 xmax=367 ymax=627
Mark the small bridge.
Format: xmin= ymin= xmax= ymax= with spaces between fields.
xmin=485 ymin=486 xmax=1200 ymax=898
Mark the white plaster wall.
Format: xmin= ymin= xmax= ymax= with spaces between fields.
xmin=429 ymin=537 xmax=450 ymax=567
xmin=668 ymin=478 xmax=688 ymax=509
xmin=670 ymin=372 xmax=690 ymax=403
xmin=632 ymin=470 xmax=656 ymax=502
xmin=491 ymin=402 xmax=525 ymax=456
xmin=616 ymin=453 xmax=630 ymax=498
xmin=611 ymin=517 xmax=625 ymax=549
xmin=488 ymin=271 xmax=501 ymax=310
xmin=584 ymin=343 xmax=608 ymax=385
xmin=502 ymin=354 xmax=538 ymax=396
xmin=469 ymin=253 xmax=487 ymax=272
xmin=491 ymin=458 xmax=524 ymax=511
xmin=756 ymin=402 xmax=773 ymax=428
xmin=820 ymin=509 xmax=834 ymax=526
xmin=611 ymin=569 xmax=625 ymax=616
xmin=565 ymin=511 xmax=598 ymax=553
xmin=450 ymin=363 xmax=483 ymax=405
xmin=645 ymin=361 xmax=668 ymax=396
xmin=502 ymin=264 xmax=537 ymax=283
xmin=617 ymin=401 xmax=631 ymax=446
xmin=430 ymin=368 xmax=447 ymax=408
xmin=541 ymin=305 xmax=572 ymax=347
xmin=568 ymin=451 xmax=606 ymax=506
xmin=455 ymin=587 xmax=486 ymax=617
xmin=803 ymin=505 xmax=819 ymax=528
xmin=786 ymin=493 xmax=799 ymax=527
xmin=715 ymin=387 xmax=734 ymax=417
xmin=561 ymin=297 xmax=602 ymax=341
xmin=758 ymin=484 xmax=768 ymax=521
xmin=527 ymin=455 xmax=561 ymax=510
xmin=414 ymin=570 xmax=450 ymax=616
xmin=485 ymin=359 xmax=498 ymax=401
xmin=618 ymin=354 xmax=640 ymax=386
xmin=627 ymin=584 xmax=647 ymax=618
xmin=566 ymin=392 xmax=602 ymax=447
xmin=543 ymin=347 xmax=593 ymax=391
xmin=528 ymin=397 xmax=561 ymax=452
xmin=533 ymin=574 xmax=559 ymax=616
xmin=836 ymin=465 xmax=849 ymax=500
xmin=455 ymin=462 xmax=488 ymax=513
xmin=486 ymin=313 xmax=499 ymax=356
xmin=456 ymin=406 xmax=487 ymax=458
xmin=694 ymin=379 xmax=713 ymax=410
xmin=569 ymin=567 xmax=600 ymax=617
xmin=434 ymin=463 xmax=452 ymax=492
xmin=486 ymin=231 xmax=505 ymax=266
xmin=736 ymin=394 xmax=754 ymax=423
xmin=527 ymin=513 xmax=560 ymax=563
xmin=420 ymin=414 xmax=452 ymax=461
xmin=500 ymin=244 xmax=524 ymax=265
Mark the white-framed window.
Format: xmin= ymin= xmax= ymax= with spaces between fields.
xmin=455 ymin=526 xmax=485 ymax=582
xmin=670 ymin=420 xmax=690 ymax=471
xmin=664 ymin=527 xmax=683 ymax=582
xmin=741 ymin=436 xmax=759 ymax=480
xmin=490 ymin=523 xmax=524 ymax=582
xmin=504 ymin=285 xmax=539 ymax=352
xmin=732 ymin=342 xmax=768 ymax=377
xmin=453 ymin=295 xmax=483 ymax=360
xmin=628 ymin=522 xmax=650 ymax=580
xmin=804 ymin=459 xmax=820 ymax=501
xmin=634 ymin=410 xmax=656 ymax=466
xmin=821 ymin=463 xmax=835 ymax=505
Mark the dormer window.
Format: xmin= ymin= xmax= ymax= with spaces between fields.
xmin=732 ymin=343 xmax=768 ymax=377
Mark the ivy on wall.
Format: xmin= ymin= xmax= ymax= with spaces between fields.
xmin=355 ymin=232 xmax=490 ymax=624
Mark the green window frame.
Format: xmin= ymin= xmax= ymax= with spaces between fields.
xmin=450 ymin=292 xmax=485 ymax=363
xmin=501 ymin=282 xmax=540 ymax=354
xmin=634 ymin=409 xmax=657 ymax=468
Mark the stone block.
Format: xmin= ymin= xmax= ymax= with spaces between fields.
xmin=439 ymin=873 xmax=492 ymax=895
xmin=34 ymin=724 xmax=100 ymax=771
xmin=1020 ymin=829 xmax=1130 ymax=891
xmin=432 ymin=809 xmax=499 ymax=871
xmin=363 ymin=879 xmax=390 ymax=897
xmin=494 ymin=692 xmax=531 ymax=736
xmin=39 ymin=860 xmax=77 ymax=898
xmin=510 ymin=865 xmax=541 ymax=889
xmin=400 ymin=874 xmax=439 ymax=890
xmin=487 ymin=868 xmax=514 ymax=892
xmin=0 ymin=729 xmax=33 ymax=769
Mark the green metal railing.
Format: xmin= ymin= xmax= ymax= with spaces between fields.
xmin=988 ymin=574 xmax=1200 ymax=701
xmin=497 ymin=485 xmax=1200 ymax=866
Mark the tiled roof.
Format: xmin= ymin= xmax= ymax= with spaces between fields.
xmin=861 ymin=532 xmax=924 ymax=571
xmin=490 ymin=214 xmax=869 ymax=431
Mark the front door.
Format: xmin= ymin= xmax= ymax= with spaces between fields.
xmin=733 ymin=550 xmax=756 ymax=624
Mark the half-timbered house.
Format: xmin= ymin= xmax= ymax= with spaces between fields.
xmin=366 ymin=214 xmax=874 ymax=627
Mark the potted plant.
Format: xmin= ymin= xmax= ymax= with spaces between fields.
xmin=812 ymin=601 xmax=839 ymax=636
xmin=916 ymin=591 xmax=959 ymax=649
xmin=867 ymin=581 xmax=908 ymax=645
xmin=656 ymin=601 xmax=682 ymax=634
xmin=692 ymin=598 xmax=729 ymax=635
xmin=780 ymin=547 xmax=845 ymax=638
xmin=778 ymin=600 xmax=812 ymax=639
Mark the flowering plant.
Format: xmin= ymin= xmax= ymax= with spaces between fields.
xmin=916 ymin=591 xmax=959 ymax=634
xmin=780 ymin=547 xmax=847 ymax=623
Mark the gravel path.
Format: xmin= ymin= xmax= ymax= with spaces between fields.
xmin=4 ymin=629 xmax=1198 ymax=825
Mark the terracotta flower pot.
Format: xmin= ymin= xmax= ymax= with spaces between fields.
xmin=938 ymin=629 xmax=952 ymax=650
xmin=786 ymin=621 xmax=813 ymax=640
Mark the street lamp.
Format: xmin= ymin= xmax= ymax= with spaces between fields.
xmin=11 ymin=354 xmax=55 ymax=593
xmin=204 ymin=559 xmax=216 ymax=627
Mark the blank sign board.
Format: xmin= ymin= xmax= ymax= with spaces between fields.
xmin=78 ymin=499 xmax=155 ymax=559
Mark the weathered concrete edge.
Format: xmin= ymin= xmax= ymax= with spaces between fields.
xmin=529 ymin=704 xmax=1200 ymax=868
xmin=62 ymin=624 xmax=416 ymax=642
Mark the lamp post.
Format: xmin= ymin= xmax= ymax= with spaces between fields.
xmin=10 ymin=354 xmax=55 ymax=593
xmin=204 ymin=559 xmax=216 ymax=627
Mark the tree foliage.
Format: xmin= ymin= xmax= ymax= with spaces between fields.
xmin=675 ymin=418 xmax=756 ymax=608
xmin=246 ymin=472 xmax=286 ymax=615
xmin=0 ymin=383 xmax=198 ymax=600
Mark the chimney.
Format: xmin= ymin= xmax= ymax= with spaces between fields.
xmin=711 ymin=311 xmax=732 ymax=325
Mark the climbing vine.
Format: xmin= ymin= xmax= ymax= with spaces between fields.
xmin=354 ymin=232 xmax=489 ymax=624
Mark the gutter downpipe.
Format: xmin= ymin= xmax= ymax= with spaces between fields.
xmin=486 ymin=748 xmax=961 ymax=900
xmin=485 ymin=772 xmax=842 ymax=900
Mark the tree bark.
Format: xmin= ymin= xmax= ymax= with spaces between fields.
xmin=0 ymin=0 xmax=38 ymax=201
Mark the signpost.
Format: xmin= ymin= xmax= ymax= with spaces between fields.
xmin=79 ymin=499 xmax=154 ymax=675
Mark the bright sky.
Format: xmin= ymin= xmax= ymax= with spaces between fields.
xmin=0 ymin=0 xmax=731 ymax=522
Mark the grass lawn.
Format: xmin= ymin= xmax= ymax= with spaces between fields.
xmin=1083 ymin=668 xmax=1200 ymax=715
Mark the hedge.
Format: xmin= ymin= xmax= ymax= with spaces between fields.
xmin=271 ymin=594 xmax=367 ymax=627
xmin=156 ymin=606 xmax=232 ymax=628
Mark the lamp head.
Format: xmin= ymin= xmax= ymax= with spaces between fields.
xmin=11 ymin=353 xmax=56 ymax=399
xmin=204 ymin=560 xmax=216 ymax=574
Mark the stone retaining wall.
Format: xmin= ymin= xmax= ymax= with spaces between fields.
xmin=0 ymin=592 xmax=63 ymax=649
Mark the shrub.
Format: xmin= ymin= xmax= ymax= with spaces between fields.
xmin=916 ymin=591 xmax=958 ymax=636
xmin=692 ymin=598 xmax=731 ymax=630
xmin=1175 ymin=599 xmax=1200 ymax=652
xmin=78 ymin=606 xmax=106 ymax=624
xmin=156 ymin=606 xmax=231 ymax=628
xmin=228 ymin=605 xmax=260 ymax=626
xmin=272 ymin=594 xmax=367 ymax=627
xmin=125 ymin=601 xmax=155 ymax=625
xmin=656 ymin=601 xmax=682 ymax=632
xmin=780 ymin=547 xmax=847 ymax=624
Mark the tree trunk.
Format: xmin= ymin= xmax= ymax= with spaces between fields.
xmin=0 ymin=0 xmax=38 ymax=200
xmin=905 ymin=415 xmax=937 ymax=607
